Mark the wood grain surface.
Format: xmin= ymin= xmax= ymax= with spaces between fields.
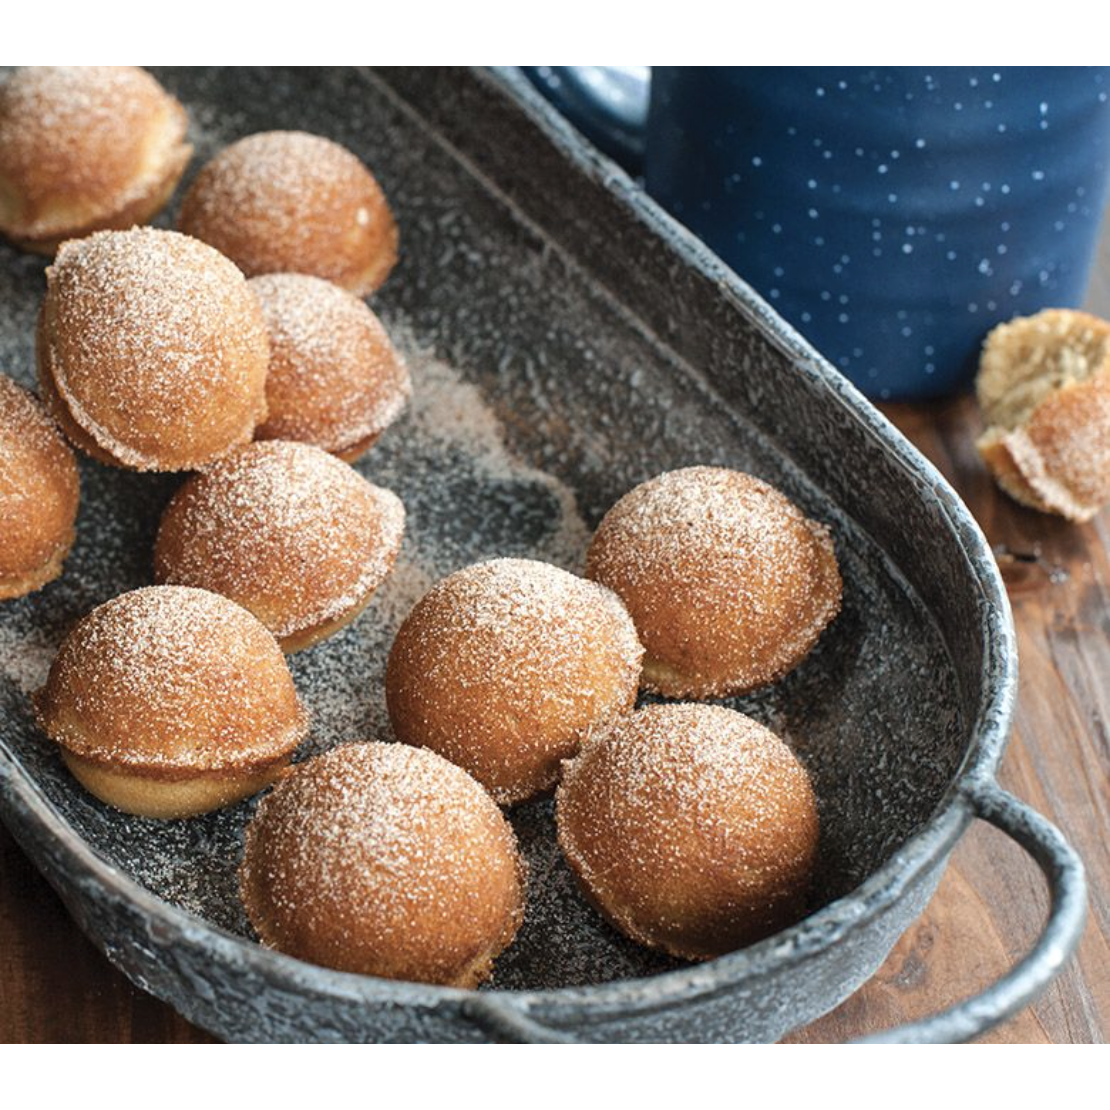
xmin=2 ymin=195 xmax=1108 ymax=1051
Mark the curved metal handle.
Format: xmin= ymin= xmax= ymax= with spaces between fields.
xmin=463 ymin=780 xmax=1087 ymax=1043
xmin=856 ymin=779 xmax=1087 ymax=1043
xmin=519 ymin=66 xmax=649 ymax=172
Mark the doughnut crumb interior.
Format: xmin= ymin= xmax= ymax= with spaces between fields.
xmin=976 ymin=308 xmax=1110 ymax=521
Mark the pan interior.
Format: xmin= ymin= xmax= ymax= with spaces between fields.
xmin=0 ymin=68 xmax=965 ymax=990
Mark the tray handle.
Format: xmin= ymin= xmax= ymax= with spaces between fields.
xmin=462 ymin=780 xmax=1087 ymax=1043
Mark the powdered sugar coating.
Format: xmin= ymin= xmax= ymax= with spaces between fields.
xmin=34 ymin=585 xmax=307 ymax=774
xmin=386 ymin=557 xmax=643 ymax=804
xmin=0 ymin=67 xmax=190 ymax=243
xmin=251 ymin=274 xmax=410 ymax=456
xmin=556 ymin=703 xmax=819 ymax=959
xmin=240 ymin=742 xmax=525 ymax=984
xmin=586 ymin=466 xmax=842 ymax=698
xmin=179 ymin=131 xmax=397 ymax=295
xmin=39 ymin=227 xmax=269 ymax=471
xmin=155 ymin=441 xmax=405 ymax=644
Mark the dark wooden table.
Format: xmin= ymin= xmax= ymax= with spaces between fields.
xmin=4 ymin=266 xmax=1109 ymax=1046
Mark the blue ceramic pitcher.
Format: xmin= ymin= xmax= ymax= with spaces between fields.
xmin=526 ymin=67 xmax=1110 ymax=400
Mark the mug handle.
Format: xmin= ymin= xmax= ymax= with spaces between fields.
xmin=520 ymin=66 xmax=649 ymax=173
xmin=461 ymin=779 xmax=1088 ymax=1043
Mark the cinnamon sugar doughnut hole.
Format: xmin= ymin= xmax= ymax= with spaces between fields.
xmin=33 ymin=586 xmax=308 ymax=819
xmin=0 ymin=67 xmax=191 ymax=254
xmin=154 ymin=441 xmax=405 ymax=653
xmin=240 ymin=742 xmax=525 ymax=986
xmin=556 ymin=703 xmax=819 ymax=959
xmin=37 ymin=228 xmax=270 ymax=472
xmin=386 ymin=558 xmax=644 ymax=805
xmin=250 ymin=274 xmax=410 ymax=461
xmin=179 ymin=131 xmax=398 ymax=297
xmin=586 ymin=466 xmax=842 ymax=699
xmin=0 ymin=374 xmax=79 ymax=599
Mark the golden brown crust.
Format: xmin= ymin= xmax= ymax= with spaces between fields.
xmin=153 ymin=441 xmax=405 ymax=651
xmin=385 ymin=558 xmax=644 ymax=805
xmin=38 ymin=228 xmax=270 ymax=472
xmin=556 ymin=704 xmax=819 ymax=960
xmin=0 ymin=67 xmax=191 ymax=253
xmin=249 ymin=274 xmax=410 ymax=458
xmin=586 ymin=467 xmax=842 ymax=699
xmin=0 ymin=374 xmax=79 ymax=599
xmin=239 ymin=743 xmax=525 ymax=985
xmin=61 ymin=749 xmax=291 ymax=820
xmin=34 ymin=586 xmax=308 ymax=806
xmin=975 ymin=310 xmax=1110 ymax=522
xmin=179 ymin=131 xmax=397 ymax=296
xmin=37 ymin=228 xmax=270 ymax=472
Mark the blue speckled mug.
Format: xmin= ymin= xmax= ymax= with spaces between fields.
xmin=526 ymin=67 xmax=1110 ymax=400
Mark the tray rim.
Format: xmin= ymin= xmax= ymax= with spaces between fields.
xmin=0 ymin=64 xmax=1017 ymax=1025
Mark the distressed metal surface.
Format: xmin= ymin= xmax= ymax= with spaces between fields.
xmin=0 ymin=67 xmax=1032 ymax=1042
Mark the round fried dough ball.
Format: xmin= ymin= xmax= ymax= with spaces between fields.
xmin=0 ymin=66 xmax=191 ymax=254
xmin=240 ymin=742 xmax=525 ymax=986
xmin=250 ymin=274 xmax=410 ymax=461
xmin=556 ymin=703 xmax=819 ymax=959
xmin=586 ymin=466 xmax=842 ymax=698
xmin=0 ymin=374 xmax=79 ymax=599
xmin=33 ymin=586 xmax=308 ymax=819
xmin=37 ymin=228 xmax=269 ymax=471
xmin=179 ymin=131 xmax=397 ymax=296
xmin=154 ymin=441 xmax=405 ymax=653
xmin=386 ymin=558 xmax=643 ymax=805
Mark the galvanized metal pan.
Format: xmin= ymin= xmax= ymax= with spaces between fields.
xmin=0 ymin=67 xmax=1087 ymax=1042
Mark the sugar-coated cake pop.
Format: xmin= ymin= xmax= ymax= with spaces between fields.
xmin=250 ymin=274 xmax=410 ymax=461
xmin=240 ymin=742 xmax=525 ymax=986
xmin=154 ymin=441 xmax=405 ymax=653
xmin=586 ymin=466 xmax=842 ymax=698
xmin=556 ymin=703 xmax=820 ymax=960
xmin=0 ymin=66 xmax=191 ymax=254
xmin=386 ymin=558 xmax=643 ymax=805
xmin=37 ymin=228 xmax=270 ymax=472
xmin=0 ymin=374 xmax=79 ymax=600
xmin=179 ymin=131 xmax=397 ymax=296
xmin=34 ymin=586 xmax=308 ymax=818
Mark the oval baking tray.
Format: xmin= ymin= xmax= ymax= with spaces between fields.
xmin=0 ymin=66 xmax=1086 ymax=1043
